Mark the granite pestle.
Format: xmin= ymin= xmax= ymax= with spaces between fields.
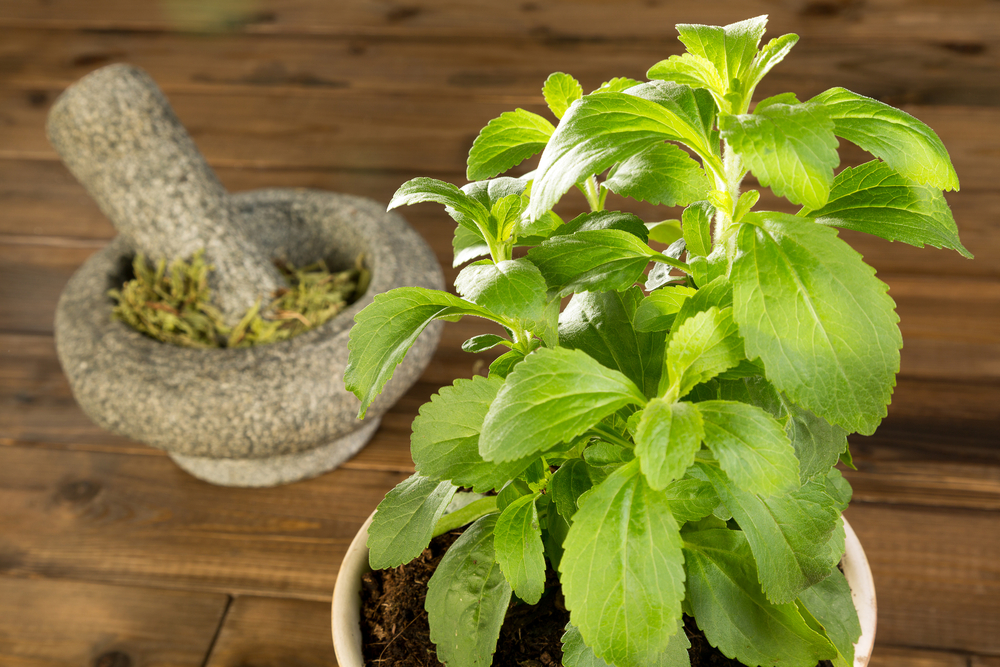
xmin=46 ymin=63 xmax=286 ymax=327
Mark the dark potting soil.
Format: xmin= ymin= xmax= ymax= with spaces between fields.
xmin=359 ymin=531 xmax=834 ymax=667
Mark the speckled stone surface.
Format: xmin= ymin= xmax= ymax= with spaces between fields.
xmin=46 ymin=64 xmax=285 ymax=326
xmin=55 ymin=189 xmax=444 ymax=486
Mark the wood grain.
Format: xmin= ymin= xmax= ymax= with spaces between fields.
xmin=1 ymin=0 xmax=999 ymax=44
xmin=845 ymin=503 xmax=1000 ymax=656
xmin=869 ymin=646 xmax=971 ymax=667
xmin=0 ymin=575 xmax=228 ymax=667
xmin=0 ymin=82 xmax=997 ymax=186
xmin=1 ymin=27 xmax=998 ymax=107
xmin=0 ymin=445 xmax=406 ymax=600
xmin=205 ymin=596 xmax=336 ymax=667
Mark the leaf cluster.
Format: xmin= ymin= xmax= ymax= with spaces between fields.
xmin=346 ymin=15 xmax=969 ymax=667
xmin=110 ymin=251 xmax=368 ymax=348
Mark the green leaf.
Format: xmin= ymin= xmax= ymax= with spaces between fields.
xmin=648 ymin=53 xmax=725 ymax=95
xmin=696 ymin=400 xmax=799 ymax=497
xmin=461 ymin=333 xmax=509 ymax=354
xmin=561 ymin=623 xmax=614 ymax=667
xmin=744 ymin=376 xmax=849 ymax=483
xmin=467 ymin=109 xmax=555 ymax=181
xmin=801 ymin=160 xmax=972 ymax=258
xmin=635 ymin=398 xmax=705 ymax=490
xmin=455 ymin=258 xmax=554 ymax=339
xmin=453 ymin=223 xmax=491 ymax=267
xmin=682 ymin=200 xmax=714 ymax=257
xmin=811 ymin=87 xmax=959 ymax=191
xmin=389 ymin=177 xmax=491 ymax=234
xmin=543 ymin=72 xmax=584 ymax=120
xmin=731 ymin=212 xmax=902 ymax=434
xmin=345 ymin=286 xmax=500 ymax=418
xmin=634 ymin=286 xmax=697 ymax=333
xmin=683 ymin=527 xmax=837 ymax=667
xmin=550 ymin=459 xmax=595 ymax=522
xmin=489 ymin=348 xmax=524 ymax=379
xmin=603 ymin=142 xmax=712 ymax=207
xmin=733 ymin=189 xmax=760 ymax=223
xmin=648 ymin=220 xmax=683 ymax=245
xmin=561 ymin=462 xmax=686 ymax=667
xmin=527 ymin=82 xmax=718 ymax=220
xmin=721 ymin=100 xmax=839 ymax=209
xmin=426 ymin=513 xmax=512 ymax=667
xmin=676 ymin=16 xmax=768 ymax=97
xmin=699 ymin=463 xmax=844 ymax=603
xmin=743 ymin=33 xmax=800 ymax=97
xmin=528 ymin=229 xmax=662 ymax=297
xmin=494 ymin=493 xmax=546 ymax=604
xmin=592 ymin=77 xmax=643 ymax=94
xmin=480 ymin=347 xmax=646 ymax=462
xmin=798 ymin=568 xmax=863 ymax=667
xmin=367 ymin=473 xmax=457 ymax=569
xmin=662 ymin=477 xmax=719 ymax=524
xmin=559 ymin=287 xmax=666 ymax=398
xmin=664 ymin=306 xmax=745 ymax=400
xmin=556 ymin=210 xmax=649 ymax=240
xmin=411 ymin=376 xmax=534 ymax=492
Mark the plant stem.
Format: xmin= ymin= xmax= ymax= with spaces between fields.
xmin=432 ymin=496 xmax=498 ymax=537
xmin=583 ymin=176 xmax=604 ymax=212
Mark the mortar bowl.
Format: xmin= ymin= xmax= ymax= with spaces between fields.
xmin=55 ymin=189 xmax=444 ymax=487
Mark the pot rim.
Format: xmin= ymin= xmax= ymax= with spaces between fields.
xmin=331 ymin=508 xmax=877 ymax=667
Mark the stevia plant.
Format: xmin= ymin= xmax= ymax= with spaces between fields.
xmin=345 ymin=15 xmax=970 ymax=667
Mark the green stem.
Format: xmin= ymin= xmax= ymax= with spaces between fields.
xmin=432 ymin=496 xmax=498 ymax=537
xmin=583 ymin=176 xmax=604 ymax=212
xmin=590 ymin=423 xmax=635 ymax=450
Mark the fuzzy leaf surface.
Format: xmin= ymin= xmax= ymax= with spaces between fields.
xmin=455 ymin=259 xmax=555 ymax=342
xmin=467 ymin=109 xmax=555 ymax=181
xmin=682 ymin=201 xmax=714 ymax=258
xmin=561 ymin=462 xmax=686 ymax=667
xmin=346 ymin=287 xmax=499 ymax=417
xmin=696 ymin=400 xmax=799 ymax=497
xmin=635 ymin=398 xmax=705 ymax=490
xmin=543 ymin=72 xmax=584 ymax=119
xmin=603 ymin=142 xmax=712 ymax=207
xmin=426 ymin=514 xmax=511 ymax=667
xmin=683 ymin=528 xmax=837 ymax=667
xmin=811 ymin=87 xmax=959 ymax=191
xmin=480 ymin=347 xmax=646 ymax=462
xmin=494 ymin=493 xmax=546 ymax=604
xmin=721 ymin=101 xmax=839 ymax=209
xmin=528 ymin=229 xmax=661 ymax=297
xmin=411 ymin=376 xmax=534 ymax=492
xmin=802 ymin=160 xmax=971 ymax=257
xmin=797 ymin=568 xmax=862 ymax=667
xmin=676 ymin=16 xmax=768 ymax=89
xmin=664 ymin=307 xmax=744 ymax=400
xmin=367 ymin=474 xmax=457 ymax=569
xmin=559 ymin=287 xmax=666 ymax=398
xmin=700 ymin=463 xmax=844 ymax=603
xmin=528 ymin=82 xmax=715 ymax=219
xmin=633 ymin=286 xmax=696 ymax=332
xmin=731 ymin=212 xmax=901 ymax=434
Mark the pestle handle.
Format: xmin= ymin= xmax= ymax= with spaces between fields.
xmin=46 ymin=64 xmax=285 ymax=327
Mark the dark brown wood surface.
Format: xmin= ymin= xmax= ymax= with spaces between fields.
xmin=0 ymin=1 xmax=997 ymax=664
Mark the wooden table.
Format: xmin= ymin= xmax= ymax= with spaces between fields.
xmin=0 ymin=2 xmax=998 ymax=665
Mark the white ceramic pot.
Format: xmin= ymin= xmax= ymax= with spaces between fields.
xmin=332 ymin=513 xmax=877 ymax=667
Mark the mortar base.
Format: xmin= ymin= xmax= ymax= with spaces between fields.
xmin=168 ymin=418 xmax=382 ymax=487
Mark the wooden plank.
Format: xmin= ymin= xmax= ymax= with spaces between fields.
xmin=869 ymin=646 xmax=970 ymax=667
xmin=1 ymin=0 xmax=999 ymax=44
xmin=1 ymin=159 xmax=995 ymax=281
xmin=205 ymin=596 xmax=336 ymax=667
xmin=0 ymin=82 xmax=996 ymax=185
xmin=0 ymin=445 xmax=407 ymax=600
xmin=973 ymin=656 xmax=1000 ymax=666
xmin=0 ymin=575 xmax=228 ymax=667
xmin=2 ymin=27 xmax=999 ymax=107
xmin=844 ymin=503 xmax=1000 ymax=656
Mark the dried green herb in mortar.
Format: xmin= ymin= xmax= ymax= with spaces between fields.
xmin=109 ymin=250 xmax=368 ymax=348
